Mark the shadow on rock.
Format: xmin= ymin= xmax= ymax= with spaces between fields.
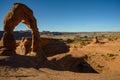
xmin=0 ymin=54 xmax=98 ymax=73
xmin=43 ymin=39 xmax=70 ymax=57
xmin=40 ymin=55 xmax=98 ymax=73
xmin=15 ymin=38 xmax=70 ymax=57
xmin=0 ymin=55 xmax=39 ymax=68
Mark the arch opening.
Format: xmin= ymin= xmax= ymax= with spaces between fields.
xmin=14 ymin=22 xmax=30 ymax=31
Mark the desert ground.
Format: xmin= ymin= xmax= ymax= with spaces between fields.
xmin=0 ymin=32 xmax=120 ymax=80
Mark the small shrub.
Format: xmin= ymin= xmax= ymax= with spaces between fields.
xmin=80 ymin=41 xmax=86 ymax=46
xmin=97 ymin=65 xmax=104 ymax=68
xmin=74 ymin=45 xmax=77 ymax=48
xmin=107 ymin=53 xmax=118 ymax=57
xmin=66 ymin=39 xmax=74 ymax=43
xmin=101 ymin=53 xmax=119 ymax=60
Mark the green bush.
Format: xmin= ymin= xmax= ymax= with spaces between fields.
xmin=66 ymin=39 xmax=74 ymax=43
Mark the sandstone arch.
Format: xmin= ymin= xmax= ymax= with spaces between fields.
xmin=0 ymin=3 xmax=43 ymax=57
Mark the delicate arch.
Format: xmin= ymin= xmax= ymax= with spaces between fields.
xmin=0 ymin=3 xmax=42 ymax=56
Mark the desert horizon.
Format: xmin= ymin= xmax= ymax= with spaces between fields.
xmin=0 ymin=0 xmax=120 ymax=80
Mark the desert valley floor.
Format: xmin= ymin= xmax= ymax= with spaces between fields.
xmin=0 ymin=34 xmax=120 ymax=80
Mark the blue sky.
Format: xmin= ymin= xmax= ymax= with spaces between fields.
xmin=0 ymin=0 xmax=120 ymax=32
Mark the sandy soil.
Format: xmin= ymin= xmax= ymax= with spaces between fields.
xmin=0 ymin=38 xmax=120 ymax=80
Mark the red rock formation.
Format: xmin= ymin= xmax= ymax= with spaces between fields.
xmin=16 ymin=37 xmax=32 ymax=55
xmin=0 ymin=3 xmax=45 ymax=61
xmin=92 ymin=36 xmax=99 ymax=44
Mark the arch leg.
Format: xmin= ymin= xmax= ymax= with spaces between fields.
xmin=0 ymin=31 xmax=16 ymax=55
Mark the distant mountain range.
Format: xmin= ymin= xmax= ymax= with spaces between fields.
xmin=0 ymin=31 xmax=32 ymax=40
xmin=0 ymin=30 xmax=120 ymax=40
xmin=0 ymin=30 xmax=64 ymax=40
